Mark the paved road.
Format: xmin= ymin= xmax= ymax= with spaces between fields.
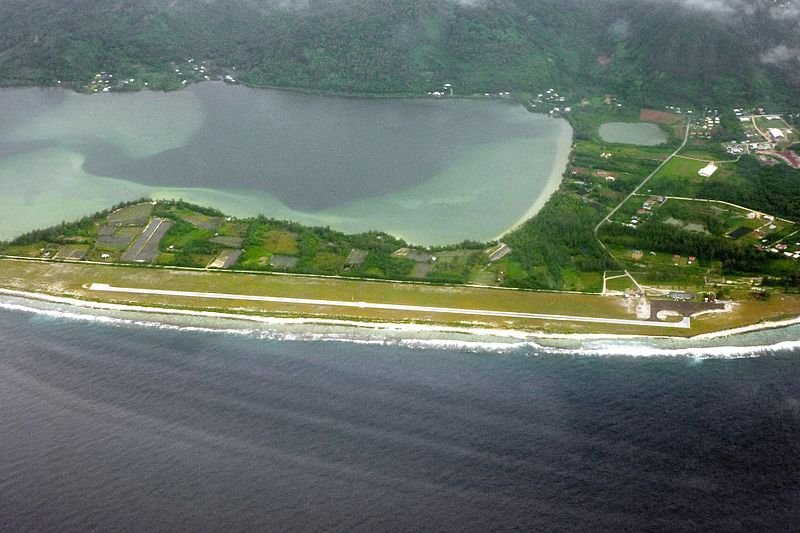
xmin=662 ymin=196 xmax=795 ymax=224
xmin=89 ymin=283 xmax=690 ymax=329
xmin=121 ymin=218 xmax=172 ymax=263
xmin=594 ymin=119 xmax=691 ymax=240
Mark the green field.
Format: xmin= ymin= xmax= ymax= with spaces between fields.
xmin=605 ymin=275 xmax=636 ymax=292
xmin=108 ymin=203 xmax=154 ymax=225
xmin=646 ymin=157 xmax=706 ymax=193
xmin=2 ymin=258 xmax=799 ymax=336
xmin=264 ymin=229 xmax=300 ymax=255
xmin=0 ymin=258 xmax=663 ymax=334
xmin=755 ymin=117 xmax=790 ymax=130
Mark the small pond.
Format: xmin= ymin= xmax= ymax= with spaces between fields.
xmin=598 ymin=122 xmax=668 ymax=146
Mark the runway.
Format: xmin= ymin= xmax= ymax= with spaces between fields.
xmin=89 ymin=283 xmax=690 ymax=329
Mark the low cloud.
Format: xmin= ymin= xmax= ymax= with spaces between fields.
xmin=608 ymin=19 xmax=631 ymax=40
xmin=630 ymin=0 xmax=757 ymax=18
xmin=679 ymin=0 xmax=753 ymax=16
xmin=760 ymin=44 xmax=800 ymax=65
xmin=771 ymin=3 xmax=800 ymax=20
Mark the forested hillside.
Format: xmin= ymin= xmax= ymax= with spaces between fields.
xmin=0 ymin=0 xmax=798 ymax=105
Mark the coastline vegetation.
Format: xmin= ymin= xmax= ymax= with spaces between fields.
xmin=0 ymin=0 xmax=799 ymax=328
xmin=2 ymin=257 xmax=800 ymax=337
xmin=1 ymin=0 xmax=797 ymax=109
xmin=1 ymin=97 xmax=798 ymax=301
xmin=1 ymin=198 xmax=490 ymax=285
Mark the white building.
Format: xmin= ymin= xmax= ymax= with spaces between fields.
xmin=698 ymin=163 xmax=718 ymax=178
xmin=768 ymin=127 xmax=785 ymax=141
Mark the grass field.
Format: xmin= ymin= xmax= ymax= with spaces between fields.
xmin=264 ymin=229 xmax=299 ymax=255
xmin=755 ymin=117 xmax=790 ymax=130
xmin=182 ymin=213 xmax=222 ymax=232
xmin=651 ymin=157 xmax=706 ymax=181
xmin=645 ymin=157 xmax=741 ymax=197
xmin=676 ymin=146 xmax=729 ymax=161
xmin=108 ymin=203 xmax=154 ymax=225
xmin=606 ymin=276 xmax=637 ymax=292
xmin=0 ymin=258 xmax=660 ymax=335
xmin=2 ymin=258 xmax=799 ymax=337
xmin=606 ymin=244 xmax=713 ymax=289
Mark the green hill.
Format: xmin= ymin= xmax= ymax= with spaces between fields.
xmin=1 ymin=0 xmax=797 ymax=106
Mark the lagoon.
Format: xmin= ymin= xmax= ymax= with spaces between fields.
xmin=0 ymin=84 xmax=572 ymax=245
xmin=598 ymin=121 xmax=668 ymax=146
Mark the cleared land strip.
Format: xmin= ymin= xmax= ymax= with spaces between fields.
xmin=89 ymin=283 xmax=690 ymax=329
xmin=121 ymin=218 xmax=172 ymax=263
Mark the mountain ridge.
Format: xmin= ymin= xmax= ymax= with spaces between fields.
xmin=1 ymin=0 xmax=797 ymax=106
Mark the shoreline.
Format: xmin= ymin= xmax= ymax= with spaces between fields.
xmin=691 ymin=315 xmax=800 ymax=340
xmin=1 ymin=78 xmax=528 ymax=103
xmin=0 ymin=287 xmax=635 ymax=341
xmin=2 ymin=287 xmax=799 ymax=347
xmin=1 ymin=83 xmax=566 ymax=247
xmin=497 ymin=118 xmax=574 ymax=240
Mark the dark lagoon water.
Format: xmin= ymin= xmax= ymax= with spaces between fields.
xmin=0 ymin=84 xmax=572 ymax=244
xmin=2 ymin=301 xmax=800 ymax=531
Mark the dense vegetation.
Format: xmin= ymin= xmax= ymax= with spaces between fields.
xmin=0 ymin=199 xmax=489 ymax=285
xmin=599 ymin=220 xmax=774 ymax=276
xmin=6 ymin=198 xmax=150 ymax=246
xmin=1 ymin=0 xmax=798 ymax=106
xmin=502 ymin=193 xmax=615 ymax=289
xmin=698 ymin=156 xmax=800 ymax=221
xmin=1 ymin=0 xmax=799 ymax=295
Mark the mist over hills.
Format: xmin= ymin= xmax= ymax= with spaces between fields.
xmin=0 ymin=0 xmax=797 ymax=105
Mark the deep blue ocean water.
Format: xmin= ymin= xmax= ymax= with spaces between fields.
xmin=1 ymin=304 xmax=800 ymax=531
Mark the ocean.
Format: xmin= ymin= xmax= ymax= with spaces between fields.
xmin=1 ymin=297 xmax=799 ymax=530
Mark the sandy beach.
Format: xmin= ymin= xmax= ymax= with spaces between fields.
xmin=496 ymin=118 xmax=574 ymax=240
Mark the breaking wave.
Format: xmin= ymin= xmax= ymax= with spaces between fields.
xmin=538 ymin=340 xmax=800 ymax=359
xmin=1 ymin=294 xmax=799 ymax=359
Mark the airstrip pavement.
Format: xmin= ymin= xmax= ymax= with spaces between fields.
xmin=89 ymin=283 xmax=690 ymax=329
xmin=121 ymin=218 xmax=172 ymax=263
xmin=208 ymin=249 xmax=243 ymax=269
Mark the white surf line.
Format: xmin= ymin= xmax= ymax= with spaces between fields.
xmin=88 ymin=283 xmax=690 ymax=329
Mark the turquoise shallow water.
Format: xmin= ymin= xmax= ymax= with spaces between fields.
xmin=0 ymin=84 xmax=572 ymax=245
xmin=1 ymin=298 xmax=799 ymax=530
